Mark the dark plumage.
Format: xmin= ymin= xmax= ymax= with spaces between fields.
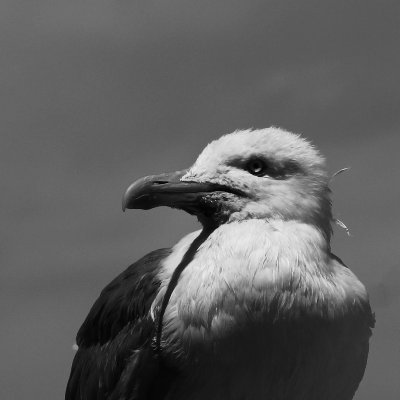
xmin=66 ymin=249 xmax=175 ymax=400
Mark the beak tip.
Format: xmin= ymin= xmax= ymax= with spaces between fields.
xmin=122 ymin=192 xmax=128 ymax=212
xmin=122 ymin=195 xmax=129 ymax=212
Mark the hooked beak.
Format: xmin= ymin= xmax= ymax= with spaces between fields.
xmin=122 ymin=170 xmax=243 ymax=214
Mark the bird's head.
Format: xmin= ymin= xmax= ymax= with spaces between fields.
xmin=123 ymin=128 xmax=332 ymax=238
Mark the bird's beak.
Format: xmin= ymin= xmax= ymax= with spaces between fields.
xmin=122 ymin=170 xmax=242 ymax=213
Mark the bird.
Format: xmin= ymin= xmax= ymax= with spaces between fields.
xmin=66 ymin=127 xmax=374 ymax=400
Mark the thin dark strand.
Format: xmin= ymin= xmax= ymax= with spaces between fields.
xmin=155 ymin=227 xmax=215 ymax=355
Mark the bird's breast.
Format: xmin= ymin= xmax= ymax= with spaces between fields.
xmin=155 ymin=221 xmax=370 ymax=390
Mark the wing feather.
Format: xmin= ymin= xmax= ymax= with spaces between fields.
xmin=65 ymin=248 xmax=173 ymax=400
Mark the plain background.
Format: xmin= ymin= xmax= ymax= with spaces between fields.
xmin=1 ymin=1 xmax=399 ymax=399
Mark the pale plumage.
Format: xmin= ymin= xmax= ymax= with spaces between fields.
xmin=182 ymin=128 xmax=333 ymax=237
xmin=66 ymin=127 xmax=373 ymax=400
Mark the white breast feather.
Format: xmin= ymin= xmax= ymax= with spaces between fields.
xmin=155 ymin=220 xmax=368 ymax=355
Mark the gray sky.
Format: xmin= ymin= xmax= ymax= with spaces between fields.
xmin=1 ymin=1 xmax=399 ymax=398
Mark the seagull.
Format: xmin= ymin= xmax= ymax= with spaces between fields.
xmin=66 ymin=127 xmax=374 ymax=400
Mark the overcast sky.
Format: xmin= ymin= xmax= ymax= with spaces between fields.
xmin=1 ymin=1 xmax=399 ymax=399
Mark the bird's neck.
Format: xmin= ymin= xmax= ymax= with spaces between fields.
xmin=222 ymin=189 xmax=334 ymax=243
xmin=159 ymin=219 xmax=332 ymax=289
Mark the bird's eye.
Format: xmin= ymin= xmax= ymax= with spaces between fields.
xmin=247 ymin=159 xmax=267 ymax=176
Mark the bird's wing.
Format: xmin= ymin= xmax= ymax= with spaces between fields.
xmin=65 ymin=248 xmax=175 ymax=400
xmin=327 ymin=253 xmax=375 ymax=400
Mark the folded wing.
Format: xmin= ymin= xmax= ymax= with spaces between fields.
xmin=65 ymin=248 xmax=175 ymax=400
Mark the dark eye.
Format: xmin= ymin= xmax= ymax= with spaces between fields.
xmin=246 ymin=158 xmax=267 ymax=176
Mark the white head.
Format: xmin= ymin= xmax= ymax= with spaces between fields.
xmin=182 ymin=128 xmax=332 ymax=237
xmin=123 ymin=127 xmax=332 ymax=239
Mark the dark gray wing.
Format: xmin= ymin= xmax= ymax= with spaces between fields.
xmin=65 ymin=248 xmax=176 ymax=400
xmin=329 ymin=252 xmax=375 ymax=400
